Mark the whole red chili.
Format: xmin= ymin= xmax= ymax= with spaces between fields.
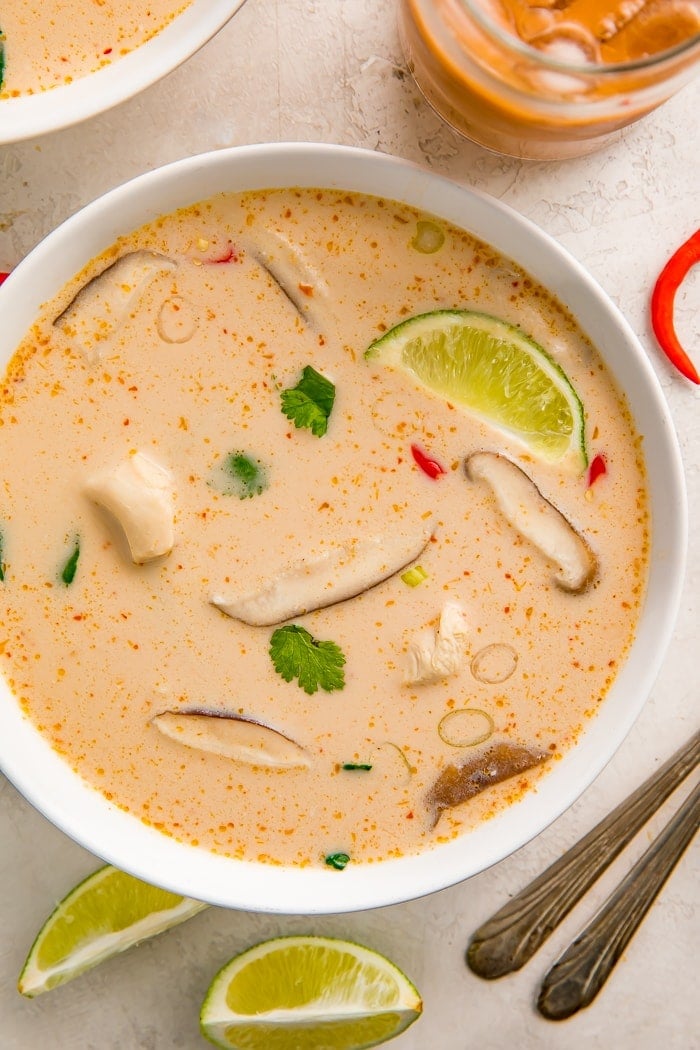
xmin=410 ymin=443 xmax=446 ymax=479
xmin=650 ymin=229 xmax=700 ymax=384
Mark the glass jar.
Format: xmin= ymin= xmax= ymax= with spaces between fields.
xmin=399 ymin=0 xmax=700 ymax=160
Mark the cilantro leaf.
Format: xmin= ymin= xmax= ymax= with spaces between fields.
xmin=269 ymin=624 xmax=346 ymax=695
xmin=61 ymin=539 xmax=80 ymax=585
xmin=223 ymin=451 xmax=267 ymax=499
xmin=280 ymin=365 xmax=336 ymax=437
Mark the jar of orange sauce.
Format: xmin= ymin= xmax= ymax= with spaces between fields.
xmin=398 ymin=0 xmax=700 ymax=159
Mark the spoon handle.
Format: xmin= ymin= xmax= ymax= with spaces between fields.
xmin=537 ymin=779 xmax=700 ymax=1020
xmin=467 ymin=729 xmax=700 ymax=979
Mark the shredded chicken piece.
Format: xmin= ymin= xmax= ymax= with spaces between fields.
xmin=405 ymin=600 xmax=469 ymax=685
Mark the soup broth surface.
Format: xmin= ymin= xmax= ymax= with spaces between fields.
xmin=0 ymin=0 xmax=191 ymax=98
xmin=0 ymin=189 xmax=649 ymax=867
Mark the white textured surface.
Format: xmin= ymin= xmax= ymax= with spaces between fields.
xmin=0 ymin=2 xmax=698 ymax=1047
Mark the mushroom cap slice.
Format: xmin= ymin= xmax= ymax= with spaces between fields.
xmin=85 ymin=451 xmax=175 ymax=564
xmin=152 ymin=712 xmax=310 ymax=769
xmin=466 ymin=452 xmax=597 ymax=593
xmin=427 ymin=741 xmax=549 ymax=824
xmin=212 ymin=527 xmax=432 ymax=626
xmin=55 ymin=250 xmax=176 ymax=364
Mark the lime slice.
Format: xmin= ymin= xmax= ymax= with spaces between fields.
xmin=18 ymin=865 xmax=207 ymax=997
xmin=366 ymin=309 xmax=587 ymax=467
xmin=200 ymin=935 xmax=422 ymax=1050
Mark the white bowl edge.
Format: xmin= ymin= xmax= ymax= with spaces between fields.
xmin=0 ymin=0 xmax=247 ymax=143
xmin=0 ymin=143 xmax=687 ymax=913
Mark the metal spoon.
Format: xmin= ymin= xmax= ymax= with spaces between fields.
xmin=467 ymin=729 xmax=700 ymax=979
xmin=537 ymin=779 xmax=700 ymax=1019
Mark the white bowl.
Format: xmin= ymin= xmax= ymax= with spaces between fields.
xmin=0 ymin=144 xmax=687 ymax=913
xmin=0 ymin=0 xmax=247 ymax=143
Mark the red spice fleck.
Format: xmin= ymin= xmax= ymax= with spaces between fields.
xmin=406 ymin=811 xmax=414 ymax=819
xmin=123 ymin=418 xmax=130 ymax=426
xmin=103 ymin=47 xmax=113 ymax=55
xmin=298 ymin=283 xmax=314 ymax=297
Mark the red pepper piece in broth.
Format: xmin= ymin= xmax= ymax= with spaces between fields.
xmin=587 ymin=453 xmax=607 ymax=487
xmin=650 ymin=229 xmax=700 ymax=384
xmin=411 ymin=443 xmax=446 ymax=479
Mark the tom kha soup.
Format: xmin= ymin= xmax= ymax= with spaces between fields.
xmin=0 ymin=0 xmax=191 ymax=98
xmin=0 ymin=188 xmax=649 ymax=869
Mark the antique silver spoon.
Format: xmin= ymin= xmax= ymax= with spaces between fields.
xmin=537 ymin=778 xmax=700 ymax=1019
xmin=467 ymin=729 xmax=700 ymax=980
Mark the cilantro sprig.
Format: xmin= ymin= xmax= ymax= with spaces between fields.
xmin=269 ymin=624 xmax=345 ymax=695
xmin=280 ymin=365 xmax=335 ymax=437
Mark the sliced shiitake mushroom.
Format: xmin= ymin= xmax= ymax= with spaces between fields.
xmin=426 ymin=741 xmax=549 ymax=824
xmin=152 ymin=711 xmax=310 ymax=769
xmin=55 ymin=250 xmax=177 ymax=363
xmin=212 ymin=527 xmax=432 ymax=627
xmin=465 ymin=452 xmax=597 ymax=593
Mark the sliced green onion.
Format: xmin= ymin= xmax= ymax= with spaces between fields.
xmin=411 ymin=221 xmax=445 ymax=255
xmin=438 ymin=708 xmax=495 ymax=748
xmin=373 ymin=741 xmax=415 ymax=781
xmin=61 ymin=540 xmax=80 ymax=585
xmin=325 ymin=852 xmax=350 ymax=870
xmin=0 ymin=529 xmax=5 ymax=582
xmin=342 ymin=762 xmax=373 ymax=771
xmin=400 ymin=564 xmax=428 ymax=588
xmin=470 ymin=643 xmax=518 ymax=684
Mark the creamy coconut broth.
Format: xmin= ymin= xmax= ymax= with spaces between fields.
xmin=0 ymin=189 xmax=648 ymax=867
xmin=0 ymin=1 xmax=190 ymax=97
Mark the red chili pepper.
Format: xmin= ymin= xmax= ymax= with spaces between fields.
xmin=207 ymin=243 xmax=238 ymax=265
xmin=650 ymin=229 xmax=700 ymax=384
xmin=587 ymin=453 xmax=607 ymax=487
xmin=0 ymin=272 xmax=10 ymax=286
xmin=410 ymin=443 xmax=446 ymax=479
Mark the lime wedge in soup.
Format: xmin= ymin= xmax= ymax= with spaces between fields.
xmin=365 ymin=309 xmax=587 ymax=468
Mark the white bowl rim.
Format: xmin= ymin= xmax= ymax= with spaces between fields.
xmin=0 ymin=143 xmax=687 ymax=913
xmin=0 ymin=0 xmax=247 ymax=144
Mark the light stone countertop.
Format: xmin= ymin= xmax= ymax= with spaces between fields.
xmin=1 ymin=2 xmax=698 ymax=1048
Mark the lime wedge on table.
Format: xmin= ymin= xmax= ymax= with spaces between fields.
xmin=200 ymin=935 xmax=422 ymax=1050
xmin=18 ymin=865 xmax=207 ymax=997
xmin=366 ymin=309 xmax=587 ymax=468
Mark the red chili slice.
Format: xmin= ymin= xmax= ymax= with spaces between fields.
xmin=587 ymin=453 xmax=607 ymax=487
xmin=650 ymin=229 xmax=700 ymax=384
xmin=0 ymin=272 xmax=10 ymax=286
xmin=410 ymin=443 xmax=446 ymax=479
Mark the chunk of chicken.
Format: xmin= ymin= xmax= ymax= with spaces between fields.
xmin=404 ymin=600 xmax=469 ymax=685
xmin=212 ymin=528 xmax=432 ymax=626
xmin=85 ymin=451 xmax=175 ymax=564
